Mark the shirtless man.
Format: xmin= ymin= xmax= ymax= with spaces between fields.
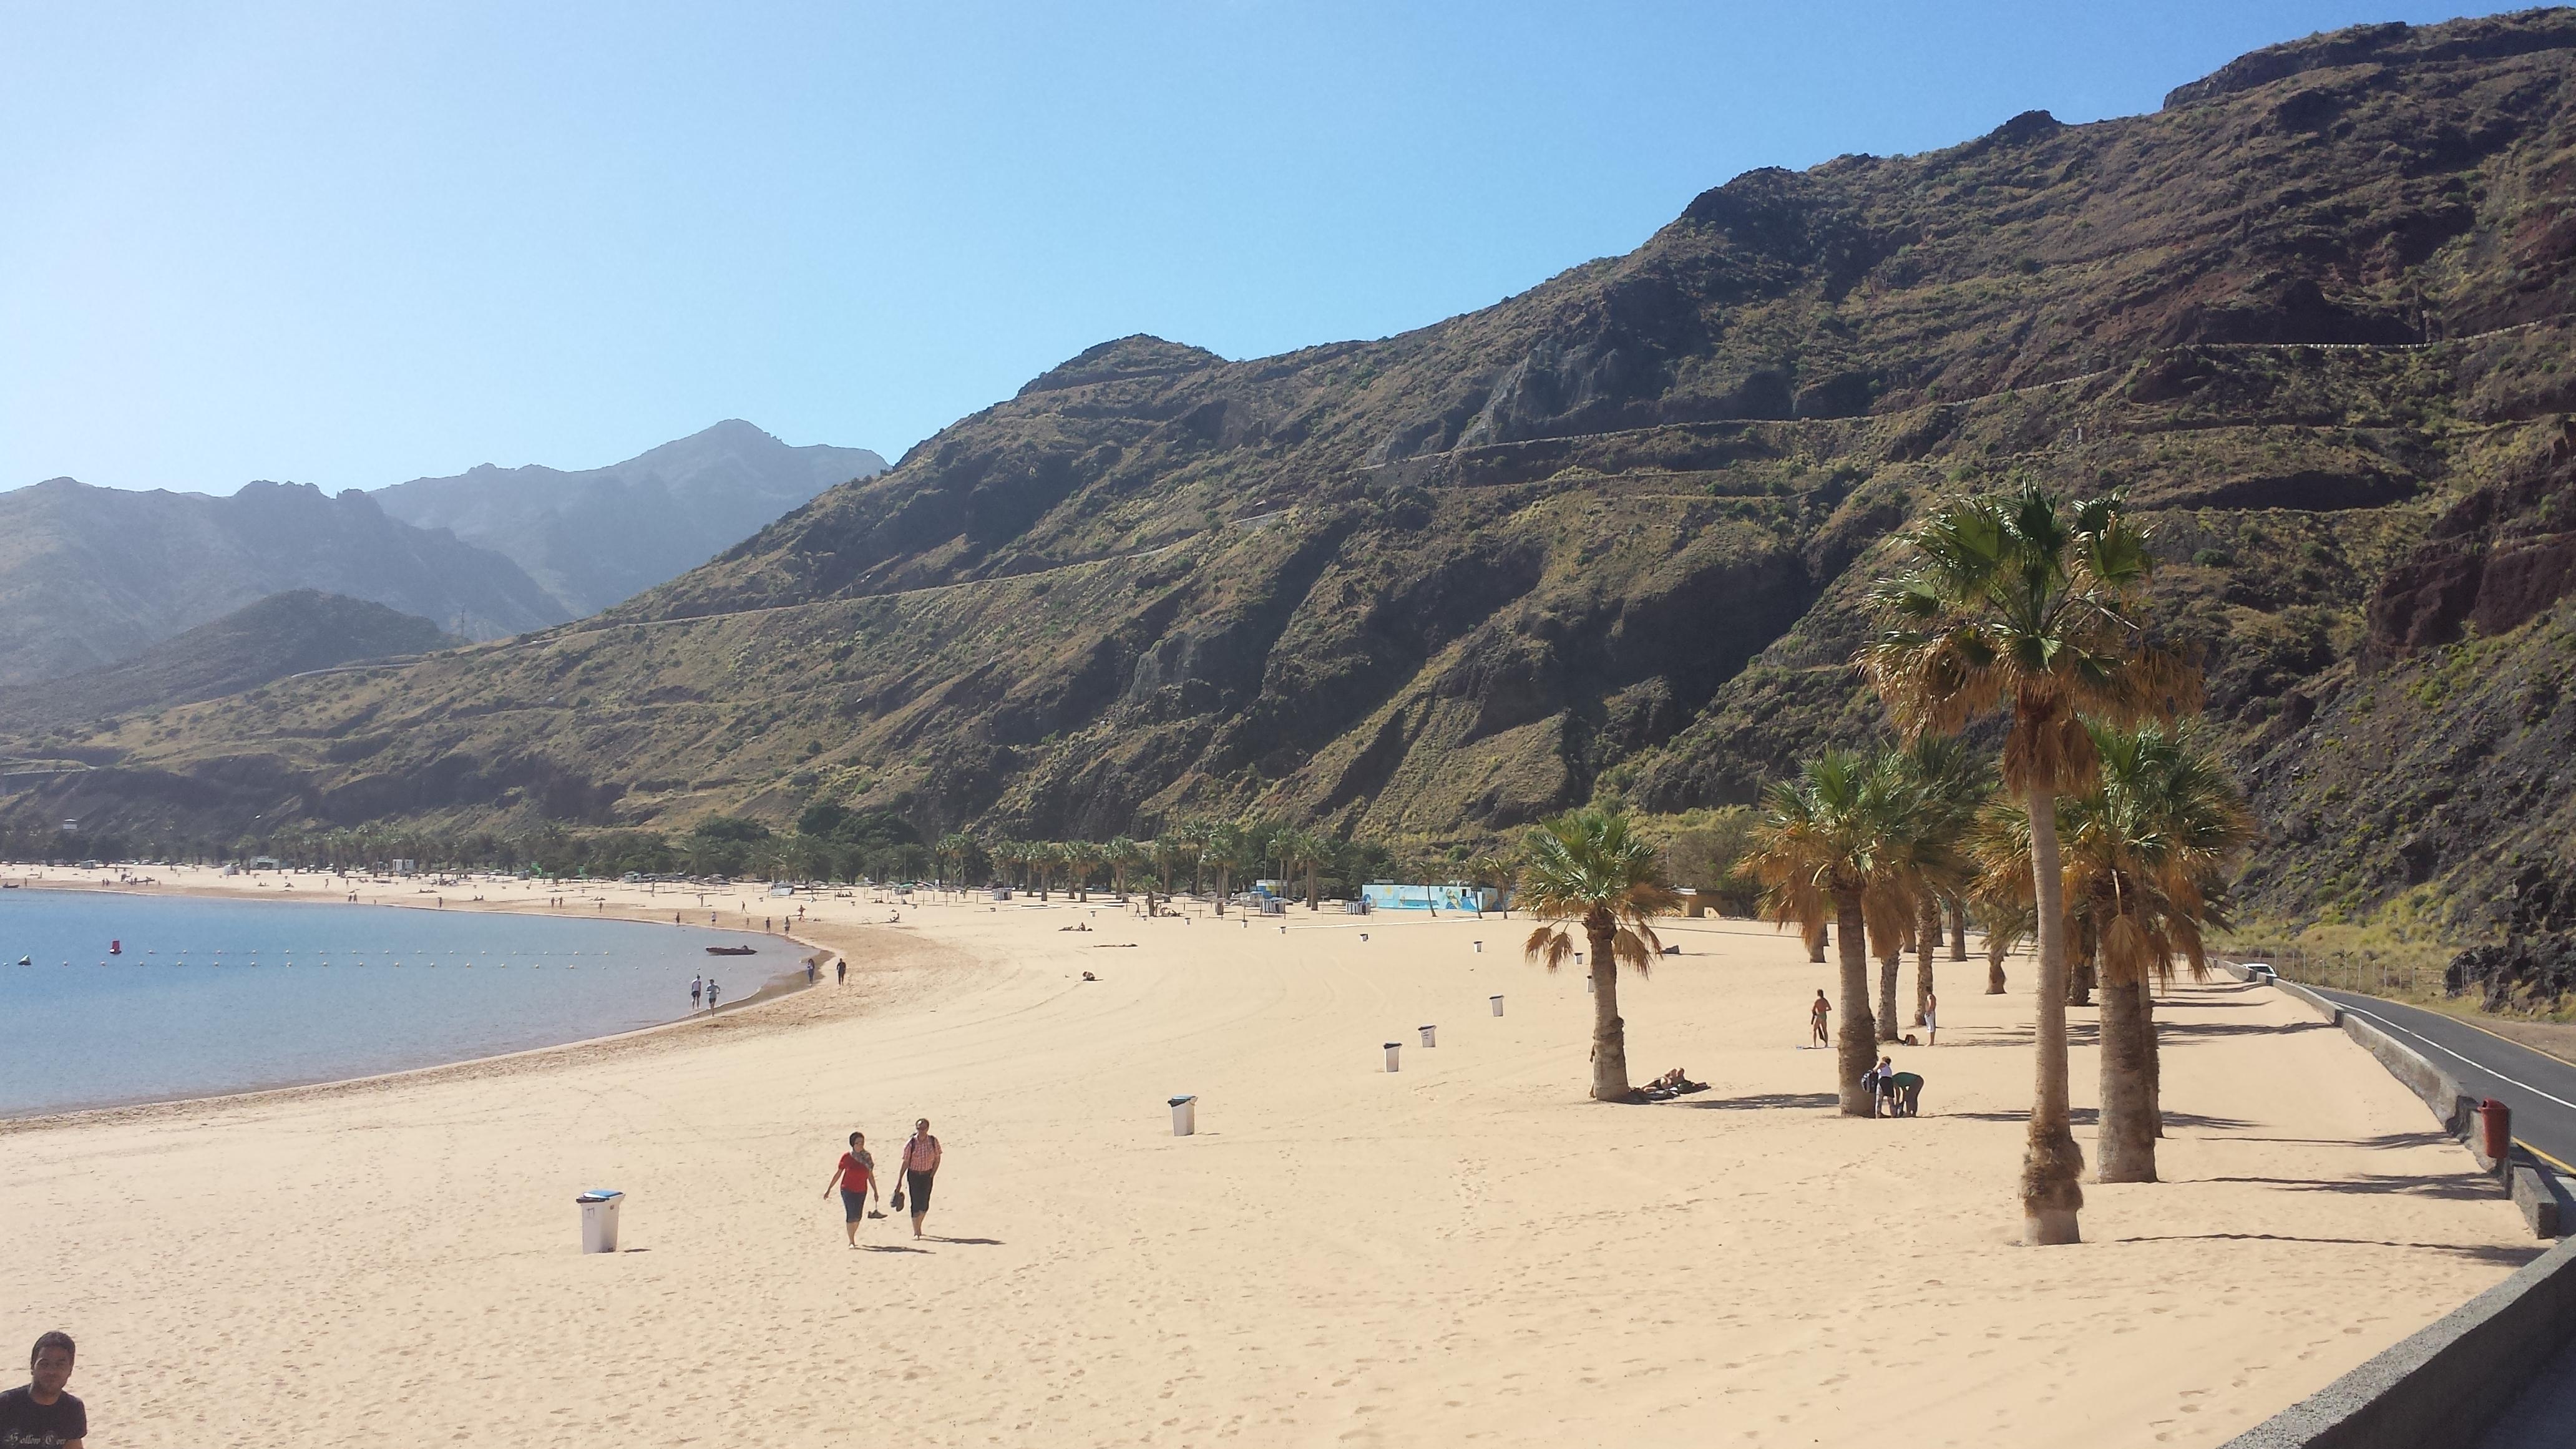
xmin=1809 ymin=989 xmax=1830 ymax=1047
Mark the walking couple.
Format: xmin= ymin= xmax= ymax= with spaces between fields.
xmin=824 ymin=1118 xmax=944 ymax=1244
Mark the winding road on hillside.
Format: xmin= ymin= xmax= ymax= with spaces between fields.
xmin=2297 ymin=987 xmax=2576 ymax=1449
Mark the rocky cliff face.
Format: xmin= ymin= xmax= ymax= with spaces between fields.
xmin=13 ymin=11 xmax=2576 ymax=938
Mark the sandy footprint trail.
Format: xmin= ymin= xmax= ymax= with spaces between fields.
xmin=0 ymin=876 xmax=2537 ymax=1447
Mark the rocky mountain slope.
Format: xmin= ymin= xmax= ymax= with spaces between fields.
xmin=0 ymin=477 xmax=565 ymax=685
xmin=372 ymin=421 xmax=885 ymax=617
xmin=0 ymin=591 xmax=460 ymax=734
xmin=10 ymin=11 xmax=2576 ymax=939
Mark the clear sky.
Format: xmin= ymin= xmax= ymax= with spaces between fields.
xmin=0 ymin=2 xmax=2519 ymax=494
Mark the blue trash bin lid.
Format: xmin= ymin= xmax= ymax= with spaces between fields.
xmin=575 ymin=1189 xmax=623 ymax=1203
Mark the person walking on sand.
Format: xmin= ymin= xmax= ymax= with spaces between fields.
xmin=1923 ymin=991 xmax=1939 ymax=1046
xmin=1809 ymin=989 xmax=1830 ymax=1048
xmin=835 ymin=958 xmax=847 ymax=987
xmin=691 ymin=975 xmax=703 ymax=1010
xmin=708 ymin=978 xmax=721 ymax=1009
xmin=897 ymin=1118 xmax=942 ymax=1239
xmin=1 ymin=1330 xmax=85 ymax=1448
xmin=822 ymin=1131 xmax=879 ymax=1246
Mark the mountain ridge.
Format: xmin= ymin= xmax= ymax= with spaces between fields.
xmin=10 ymin=8 xmax=2576 ymax=944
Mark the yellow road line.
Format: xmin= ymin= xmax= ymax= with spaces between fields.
xmin=2519 ymin=1139 xmax=2576 ymax=1177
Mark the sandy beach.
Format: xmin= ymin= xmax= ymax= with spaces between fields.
xmin=0 ymin=864 xmax=2540 ymax=1447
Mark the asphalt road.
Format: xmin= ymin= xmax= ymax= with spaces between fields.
xmin=2307 ymin=985 xmax=2576 ymax=1174
xmin=2293 ymin=987 xmax=2576 ymax=1449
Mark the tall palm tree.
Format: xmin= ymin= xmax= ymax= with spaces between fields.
xmin=1284 ymin=829 xmax=1330 ymax=910
xmin=1744 ymin=750 xmax=1923 ymax=1113
xmin=1104 ymin=836 xmax=1143 ymax=900
xmin=1518 ymin=809 xmax=1680 ymax=1101
xmin=2066 ymin=721 xmax=2253 ymax=1179
xmin=1203 ymin=822 xmax=1257 ymax=915
xmin=1174 ymin=820 xmax=1214 ymax=895
xmin=1076 ymin=840 xmax=1112 ymax=901
xmin=1895 ymin=734 xmax=1986 ymax=1027
xmin=1464 ymin=852 xmax=1515 ymax=915
xmin=936 ymin=832 xmax=975 ymax=893
xmin=1860 ymin=481 xmax=2194 ymax=1244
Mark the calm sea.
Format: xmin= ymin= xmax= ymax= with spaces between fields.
xmin=0 ymin=890 xmax=789 ymax=1117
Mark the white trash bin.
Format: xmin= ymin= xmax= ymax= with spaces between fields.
xmin=1383 ymin=1042 xmax=1401 ymax=1072
xmin=1490 ymin=994 xmax=1505 ymax=1016
xmin=1169 ymin=1095 xmax=1197 ymax=1136
xmin=1419 ymin=1025 xmax=1437 ymax=1048
xmin=577 ymin=1190 xmax=623 ymax=1254
xmin=1584 ymin=973 xmax=1594 ymax=993
xmin=1473 ymin=940 xmax=1483 ymax=954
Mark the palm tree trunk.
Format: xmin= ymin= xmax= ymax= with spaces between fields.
xmin=1833 ymin=887 xmax=1876 ymax=1116
xmin=1914 ymin=894 xmax=1938 ymax=1026
xmin=2142 ymin=980 xmax=2164 ymax=1138
xmin=1986 ymin=940 xmax=2008 ymax=994
xmin=1876 ymin=946 xmax=1902 ymax=1043
xmin=2067 ymin=917 xmax=2095 ymax=1007
xmin=1805 ymin=919 xmax=1827 ymax=964
xmin=2022 ymin=791 xmax=2084 ymax=1244
xmin=1586 ymin=915 xmax=1629 ymax=1101
xmin=1948 ymin=901 xmax=1968 ymax=961
xmin=1215 ymin=867 xmax=1229 ymax=915
xmin=1305 ymin=864 xmax=1318 ymax=910
xmin=2096 ymin=962 xmax=2157 ymax=1183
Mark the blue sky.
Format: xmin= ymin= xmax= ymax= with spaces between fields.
xmin=0 ymin=2 xmax=2518 ymax=494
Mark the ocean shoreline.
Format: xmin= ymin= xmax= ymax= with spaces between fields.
xmin=0 ymin=872 xmax=870 ymax=1133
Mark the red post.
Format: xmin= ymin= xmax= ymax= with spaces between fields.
xmin=2477 ymin=1098 xmax=2512 ymax=1163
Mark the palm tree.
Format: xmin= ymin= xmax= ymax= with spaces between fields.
xmin=2065 ymin=721 xmax=2253 ymax=1180
xmin=1464 ymin=852 xmax=1515 ymax=915
xmin=1860 ymin=481 xmax=2195 ymax=1244
xmin=1174 ymin=820 xmax=1214 ymax=896
xmin=1284 ymin=829 xmax=1331 ymax=910
xmin=1104 ymin=836 xmax=1143 ymax=900
xmin=1894 ymin=734 xmax=1986 ymax=1027
xmin=1518 ymin=810 xmax=1681 ymax=1101
xmin=1744 ymin=751 xmax=1922 ymax=1114
xmin=1203 ymin=822 xmax=1257 ymax=916
xmin=1063 ymin=840 xmax=1105 ymax=901
xmin=936 ymin=832 xmax=975 ymax=893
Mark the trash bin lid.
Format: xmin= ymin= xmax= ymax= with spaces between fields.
xmin=1169 ymin=1095 xmax=1196 ymax=1106
xmin=575 ymin=1189 xmax=623 ymax=1203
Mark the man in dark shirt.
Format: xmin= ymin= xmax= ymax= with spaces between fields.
xmin=0 ymin=1331 xmax=84 ymax=1448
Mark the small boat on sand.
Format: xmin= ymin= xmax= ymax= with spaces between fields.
xmin=704 ymin=944 xmax=758 ymax=955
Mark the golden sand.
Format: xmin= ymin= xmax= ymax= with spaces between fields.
xmin=0 ymin=865 xmax=2536 ymax=1446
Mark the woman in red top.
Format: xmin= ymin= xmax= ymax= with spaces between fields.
xmin=821 ymin=1131 xmax=877 ymax=1246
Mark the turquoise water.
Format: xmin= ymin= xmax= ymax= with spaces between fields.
xmin=0 ymin=890 xmax=787 ymax=1117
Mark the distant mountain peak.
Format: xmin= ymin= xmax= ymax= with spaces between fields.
xmin=369 ymin=421 xmax=885 ymax=617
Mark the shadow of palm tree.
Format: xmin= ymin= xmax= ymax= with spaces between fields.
xmin=1683 ymin=1092 xmax=1840 ymax=1111
xmin=2192 ymin=1174 xmax=2497 ymax=1201
xmin=2112 ymin=1232 xmax=2541 ymax=1267
xmin=1947 ymin=1107 xmax=2258 ymax=1129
